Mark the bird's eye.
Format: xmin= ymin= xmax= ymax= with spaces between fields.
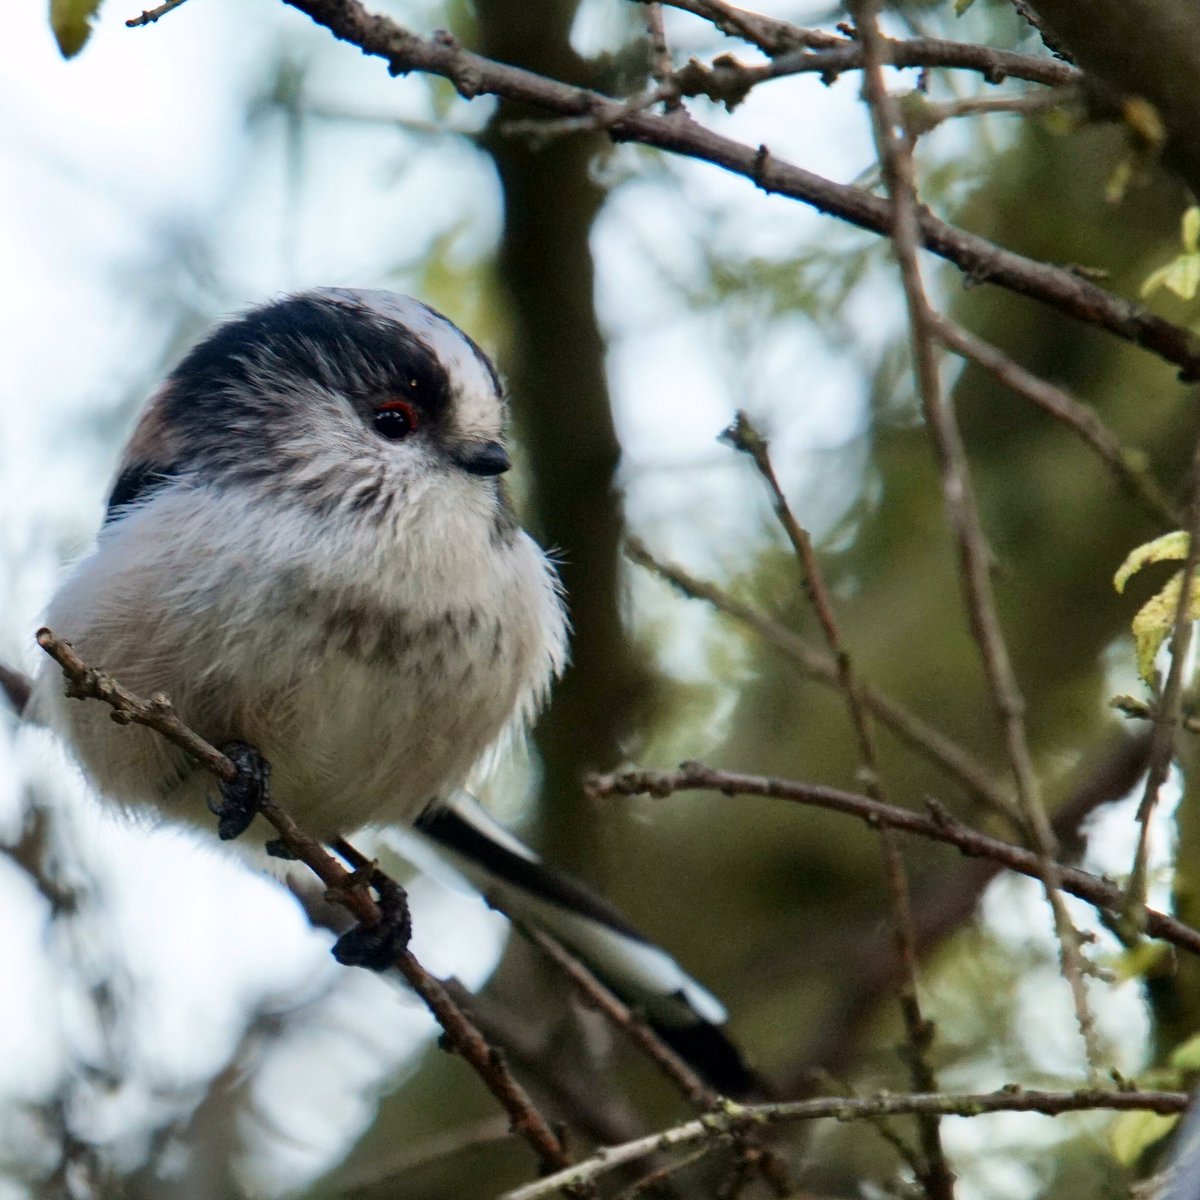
xmin=373 ymin=399 xmax=420 ymax=440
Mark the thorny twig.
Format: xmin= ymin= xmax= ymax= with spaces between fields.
xmin=850 ymin=0 xmax=1101 ymax=1077
xmin=500 ymin=1088 xmax=1189 ymax=1200
xmin=585 ymin=760 xmax=1200 ymax=958
xmin=724 ymin=411 xmax=953 ymax=1200
xmin=34 ymin=628 xmax=574 ymax=1179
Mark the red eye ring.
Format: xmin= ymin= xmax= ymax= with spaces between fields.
xmin=372 ymin=399 xmax=420 ymax=440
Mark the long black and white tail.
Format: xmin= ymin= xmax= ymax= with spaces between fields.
xmin=415 ymin=792 xmax=761 ymax=1097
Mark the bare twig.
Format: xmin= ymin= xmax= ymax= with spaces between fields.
xmin=585 ymin=760 xmax=1200 ymax=958
xmin=1113 ymin=694 xmax=1200 ymax=735
xmin=512 ymin=921 xmax=790 ymax=1195
xmin=518 ymin=922 xmax=715 ymax=1108
xmin=931 ymin=313 xmax=1180 ymax=527
xmin=636 ymin=0 xmax=1078 ymax=87
xmin=625 ymin=537 xmax=1022 ymax=828
xmin=641 ymin=3 xmax=680 ymax=113
xmin=634 ymin=0 xmax=836 ymax=55
xmin=724 ymin=411 xmax=953 ymax=1199
xmin=278 ymin=0 xmax=1200 ymax=378
xmin=610 ymin=1146 xmax=718 ymax=1200
xmin=34 ymin=628 xmax=573 ymax=1178
xmin=125 ymin=0 xmax=191 ymax=27
xmin=903 ymin=87 xmax=1079 ymax=136
xmin=500 ymin=1088 xmax=1189 ymax=1200
xmin=851 ymin=0 xmax=1100 ymax=1076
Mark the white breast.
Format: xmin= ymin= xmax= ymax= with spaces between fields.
xmin=36 ymin=480 xmax=566 ymax=838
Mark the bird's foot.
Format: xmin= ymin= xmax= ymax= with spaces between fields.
xmin=210 ymin=740 xmax=270 ymax=841
xmin=331 ymin=870 xmax=412 ymax=971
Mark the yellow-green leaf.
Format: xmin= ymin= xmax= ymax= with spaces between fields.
xmin=1184 ymin=207 xmax=1200 ymax=254
xmin=49 ymin=0 xmax=103 ymax=58
xmin=1113 ymin=532 xmax=1190 ymax=593
xmin=1110 ymin=1110 xmax=1180 ymax=1165
xmin=1131 ymin=573 xmax=1186 ymax=683
xmin=1110 ymin=938 xmax=1170 ymax=984
xmin=1114 ymin=533 xmax=1200 ymax=684
xmin=1142 ymin=253 xmax=1200 ymax=300
xmin=1171 ymin=1031 xmax=1200 ymax=1071
xmin=1106 ymin=160 xmax=1134 ymax=205
xmin=953 ymin=0 xmax=977 ymax=14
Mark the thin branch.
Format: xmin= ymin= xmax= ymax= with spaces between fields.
xmin=610 ymin=1145 xmax=718 ymax=1200
xmin=511 ymin=920 xmax=790 ymax=1195
xmin=851 ymin=0 xmax=1100 ymax=1076
xmin=637 ymin=0 xmax=1078 ymax=87
xmin=500 ymin=1088 xmax=1189 ymax=1200
xmin=277 ymin=0 xmax=1200 ymax=379
xmin=641 ymin=2 xmax=680 ymax=113
xmin=904 ymin=87 xmax=1080 ymax=136
xmin=1113 ymin=694 xmax=1200 ymax=736
xmin=584 ymin=760 xmax=1200 ymax=958
xmin=930 ymin=313 xmax=1181 ymax=528
xmin=34 ymin=628 xmax=574 ymax=1178
xmin=125 ymin=0 xmax=191 ymax=27
xmin=625 ymin=537 xmax=1023 ymax=829
xmin=634 ymin=0 xmax=836 ymax=55
xmin=724 ymin=411 xmax=953 ymax=1199
xmin=439 ymin=980 xmax=649 ymax=1149
xmin=658 ymin=45 xmax=1077 ymax=106
xmin=518 ymin=922 xmax=715 ymax=1109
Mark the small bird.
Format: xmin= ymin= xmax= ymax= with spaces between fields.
xmin=18 ymin=288 xmax=756 ymax=1094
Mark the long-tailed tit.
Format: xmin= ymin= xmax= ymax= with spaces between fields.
xmin=21 ymin=288 xmax=756 ymax=1093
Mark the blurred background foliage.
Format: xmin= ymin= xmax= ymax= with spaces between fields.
xmin=4 ymin=0 xmax=1200 ymax=1197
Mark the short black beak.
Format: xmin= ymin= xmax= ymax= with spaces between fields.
xmin=456 ymin=440 xmax=511 ymax=477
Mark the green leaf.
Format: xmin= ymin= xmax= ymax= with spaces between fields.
xmin=953 ymin=0 xmax=977 ymax=13
xmin=49 ymin=0 xmax=103 ymax=58
xmin=1113 ymin=532 xmax=1190 ymax=593
xmin=1141 ymin=253 xmax=1200 ymax=300
xmin=1184 ymin=207 xmax=1200 ymax=254
xmin=1171 ymin=1031 xmax=1200 ymax=1070
xmin=1110 ymin=939 xmax=1170 ymax=983
xmin=1110 ymin=1110 xmax=1180 ymax=1165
